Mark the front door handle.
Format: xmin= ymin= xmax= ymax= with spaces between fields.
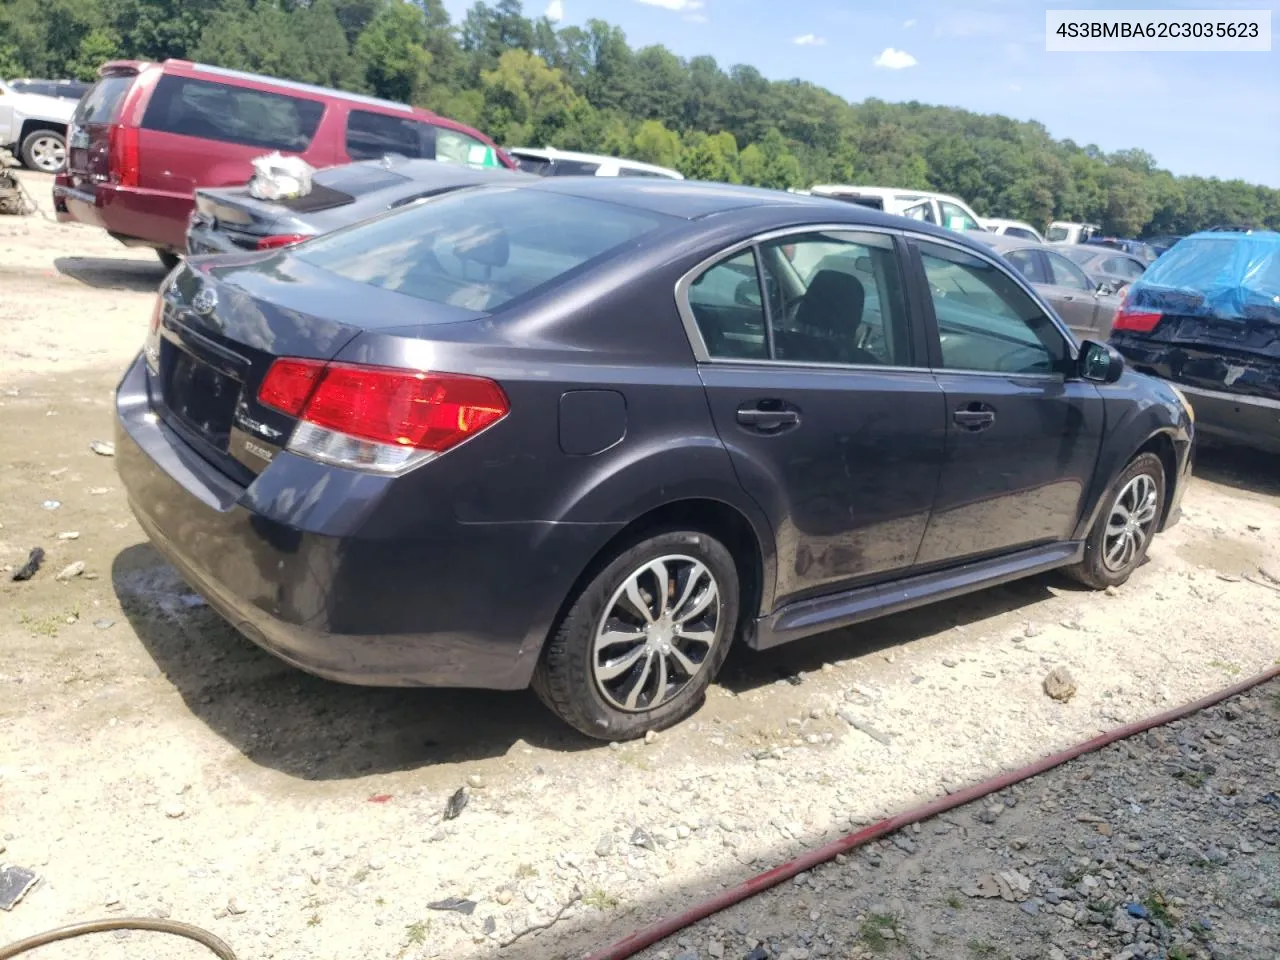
xmin=736 ymin=404 xmax=800 ymax=431
xmin=953 ymin=404 xmax=996 ymax=431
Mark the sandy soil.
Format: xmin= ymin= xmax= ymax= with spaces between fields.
xmin=1 ymin=171 xmax=1278 ymax=959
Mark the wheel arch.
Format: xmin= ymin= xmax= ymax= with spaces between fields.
xmin=1074 ymin=420 xmax=1186 ymax=540
xmin=19 ymin=119 xmax=67 ymax=142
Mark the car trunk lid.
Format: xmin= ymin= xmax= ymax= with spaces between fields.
xmin=153 ymin=256 xmax=482 ymax=480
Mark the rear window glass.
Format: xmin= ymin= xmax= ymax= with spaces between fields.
xmin=141 ymin=75 xmax=324 ymax=152
xmin=346 ymin=110 xmax=427 ymax=160
xmin=296 ymin=187 xmax=665 ymax=312
xmin=73 ymin=75 xmax=135 ymax=124
xmin=550 ymin=159 xmax=601 ymax=176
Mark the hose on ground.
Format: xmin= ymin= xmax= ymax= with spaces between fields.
xmin=585 ymin=664 xmax=1280 ymax=960
xmin=0 ymin=918 xmax=237 ymax=959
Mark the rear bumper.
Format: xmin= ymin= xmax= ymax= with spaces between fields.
xmin=1178 ymin=384 xmax=1280 ymax=453
xmin=53 ymin=177 xmax=192 ymax=251
xmin=114 ymin=353 xmax=620 ymax=689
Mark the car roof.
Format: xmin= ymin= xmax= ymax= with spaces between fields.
xmin=513 ymin=177 xmax=1001 ymax=253
xmin=970 ymin=232 xmax=1043 ymax=253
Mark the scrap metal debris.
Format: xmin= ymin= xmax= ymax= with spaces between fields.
xmin=0 ymin=865 xmax=39 ymax=911
xmin=427 ymin=897 xmax=477 ymax=916
xmin=89 ymin=440 xmax=115 ymax=457
xmin=443 ymin=786 xmax=469 ymax=821
xmin=10 ymin=547 xmax=45 ymax=582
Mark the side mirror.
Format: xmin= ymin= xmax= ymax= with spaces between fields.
xmin=1079 ymin=340 xmax=1124 ymax=384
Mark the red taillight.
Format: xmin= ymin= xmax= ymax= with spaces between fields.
xmin=258 ymin=359 xmax=509 ymax=453
xmin=258 ymin=357 xmax=325 ymax=416
xmin=108 ymin=124 xmax=140 ymax=187
xmin=1112 ymin=305 xmax=1163 ymax=333
xmin=256 ymin=234 xmax=309 ymax=250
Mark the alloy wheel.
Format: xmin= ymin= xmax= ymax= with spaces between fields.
xmin=29 ymin=135 xmax=66 ymax=172
xmin=592 ymin=555 xmax=721 ymax=713
xmin=1103 ymin=473 xmax=1159 ymax=572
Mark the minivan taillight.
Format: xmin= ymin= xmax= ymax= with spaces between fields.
xmin=108 ymin=124 xmax=140 ymax=187
xmin=258 ymin=359 xmax=509 ymax=474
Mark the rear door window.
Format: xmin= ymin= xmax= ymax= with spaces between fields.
xmin=346 ymin=109 xmax=428 ymax=160
xmin=1045 ymin=252 xmax=1094 ymax=291
xmin=142 ymin=75 xmax=324 ymax=151
xmin=1005 ymin=249 xmax=1049 ymax=284
xmin=73 ymin=75 xmax=135 ymax=125
xmin=549 ymin=159 xmax=602 ymax=176
xmin=902 ymin=201 xmax=936 ymax=224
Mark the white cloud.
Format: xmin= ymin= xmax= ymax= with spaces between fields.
xmin=792 ymin=33 xmax=826 ymax=46
xmin=545 ymin=0 xmax=563 ymax=22
xmin=684 ymin=11 xmax=708 ymax=22
xmin=872 ymin=47 xmax=918 ymax=69
xmin=634 ymin=0 xmax=703 ymax=11
xmin=903 ymin=18 xmax=917 ymax=28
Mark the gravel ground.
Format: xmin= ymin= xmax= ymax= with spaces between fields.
xmin=632 ymin=679 xmax=1280 ymax=960
xmin=1 ymin=173 xmax=1278 ymax=960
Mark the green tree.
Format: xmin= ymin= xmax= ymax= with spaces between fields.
xmin=631 ymin=119 xmax=681 ymax=170
xmin=355 ymin=0 xmax=433 ymax=103
xmin=480 ymin=48 xmax=592 ymax=148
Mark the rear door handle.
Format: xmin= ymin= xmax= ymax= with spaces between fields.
xmin=736 ymin=405 xmax=800 ymax=430
xmin=953 ymin=405 xmax=996 ymax=431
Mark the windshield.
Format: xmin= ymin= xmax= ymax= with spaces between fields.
xmin=295 ymin=186 xmax=665 ymax=313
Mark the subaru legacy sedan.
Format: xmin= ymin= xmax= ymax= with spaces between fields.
xmin=115 ymin=178 xmax=1194 ymax=739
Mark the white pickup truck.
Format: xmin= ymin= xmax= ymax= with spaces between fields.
xmin=0 ymin=79 xmax=76 ymax=173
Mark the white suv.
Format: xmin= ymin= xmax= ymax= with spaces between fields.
xmin=807 ymin=185 xmax=985 ymax=234
xmin=0 ymin=79 xmax=75 ymax=173
xmin=507 ymin=147 xmax=683 ymax=180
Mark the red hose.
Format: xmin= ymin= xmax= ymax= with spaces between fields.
xmin=586 ymin=664 xmax=1280 ymax=960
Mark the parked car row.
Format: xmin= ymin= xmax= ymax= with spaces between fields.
xmin=53 ymin=58 xmax=516 ymax=266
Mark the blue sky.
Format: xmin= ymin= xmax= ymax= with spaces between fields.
xmin=441 ymin=0 xmax=1280 ymax=187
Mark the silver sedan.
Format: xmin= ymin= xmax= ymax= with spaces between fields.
xmin=971 ymin=232 xmax=1124 ymax=340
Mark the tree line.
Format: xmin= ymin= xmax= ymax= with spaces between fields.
xmin=3 ymin=0 xmax=1278 ymax=236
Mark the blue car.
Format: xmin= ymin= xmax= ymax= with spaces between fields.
xmin=1110 ymin=230 xmax=1280 ymax=452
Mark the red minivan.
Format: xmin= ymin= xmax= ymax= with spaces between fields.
xmin=54 ymin=60 xmax=514 ymax=267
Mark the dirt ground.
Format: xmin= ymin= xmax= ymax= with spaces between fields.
xmin=1 ymin=171 xmax=1278 ymax=960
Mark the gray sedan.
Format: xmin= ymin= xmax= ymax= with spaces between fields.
xmin=1053 ymin=244 xmax=1148 ymax=295
xmin=971 ymin=233 xmax=1123 ymax=339
xmin=186 ymin=157 xmax=530 ymax=256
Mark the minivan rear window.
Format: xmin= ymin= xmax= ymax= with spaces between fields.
xmin=141 ymin=75 xmax=325 ymax=152
xmin=295 ymin=187 xmax=665 ymax=313
xmin=73 ymin=75 xmax=135 ymax=124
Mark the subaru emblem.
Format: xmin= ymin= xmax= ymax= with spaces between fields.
xmin=191 ymin=287 xmax=218 ymax=316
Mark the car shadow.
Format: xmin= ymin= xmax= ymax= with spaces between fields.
xmin=1192 ymin=440 xmax=1280 ymax=497
xmin=115 ymin=541 xmax=1060 ymax=780
xmin=112 ymin=543 xmax=594 ymax=781
xmin=54 ymin=255 xmax=167 ymax=293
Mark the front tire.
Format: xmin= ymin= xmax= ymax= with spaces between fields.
xmin=1066 ymin=452 xmax=1165 ymax=589
xmin=534 ymin=530 xmax=740 ymax=740
xmin=20 ymin=129 xmax=66 ymax=173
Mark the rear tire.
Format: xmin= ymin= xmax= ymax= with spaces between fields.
xmin=20 ymin=129 xmax=66 ymax=173
xmin=533 ymin=529 xmax=740 ymax=740
xmin=157 ymin=250 xmax=182 ymax=272
xmin=1065 ymin=452 xmax=1165 ymax=590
